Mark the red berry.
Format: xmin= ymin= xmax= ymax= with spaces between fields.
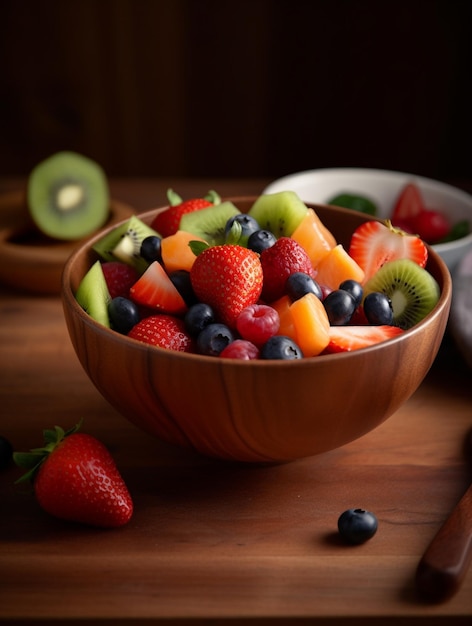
xmin=220 ymin=339 xmax=260 ymax=360
xmin=101 ymin=261 xmax=140 ymax=299
xmin=236 ymin=304 xmax=280 ymax=347
xmin=260 ymin=237 xmax=314 ymax=302
xmin=128 ymin=314 xmax=195 ymax=352
xmin=151 ymin=196 xmax=213 ymax=237
xmin=410 ymin=209 xmax=450 ymax=243
xmin=190 ymin=244 xmax=263 ymax=327
xmin=14 ymin=424 xmax=133 ymax=528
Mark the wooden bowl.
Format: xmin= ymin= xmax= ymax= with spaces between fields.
xmin=0 ymin=191 xmax=134 ymax=295
xmin=62 ymin=199 xmax=452 ymax=463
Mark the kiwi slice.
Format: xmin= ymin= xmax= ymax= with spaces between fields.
xmin=179 ymin=201 xmax=240 ymax=246
xmin=363 ymin=259 xmax=440 ymax=330
xmin=247 ymin=191 xmax=308 ymax=237
xmin=93 ymin=216 xmax=159 ymax=272
xmin=75 ymin=260 xmax=111 ymax=327
xmin=27 ymin=151 xmax=109 ymax=241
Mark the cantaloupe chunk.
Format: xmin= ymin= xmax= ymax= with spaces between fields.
xmin=291 ymin=209 xmax=337 ymax=268
xmin=315 ymin=244 xmax=365 ymax=291
xmin=290 ymin=293 xmax=330 ymax=357
xmin=161 ymin=230 xmax=206 ymax=273
xmin=271 ymin=295 xmax=296 ymax=339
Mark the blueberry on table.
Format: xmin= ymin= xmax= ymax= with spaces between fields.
xmin=338 ymin=508 xmax=378 ymax=544
xmin=0 ymin=436 xmax=13 ymax=471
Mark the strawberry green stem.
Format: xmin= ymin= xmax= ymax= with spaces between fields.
xmin=13 ymin=421 xmax=82 ymax=484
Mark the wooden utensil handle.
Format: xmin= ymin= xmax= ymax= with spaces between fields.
xmin=415 ymin=484 xmax=472 ymax=602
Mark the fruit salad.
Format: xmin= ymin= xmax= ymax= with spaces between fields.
xmin=74 ymin=190 xmax=441 ymax=360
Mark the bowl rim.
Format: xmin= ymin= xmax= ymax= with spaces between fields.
xmin=264 ymin=167 xmax=472 ymax=254
xmin=61 ymin=199 xmax=453 ymax=367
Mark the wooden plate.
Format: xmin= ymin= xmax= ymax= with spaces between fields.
xmin=0 ymin=191 xmax=134 ymax=295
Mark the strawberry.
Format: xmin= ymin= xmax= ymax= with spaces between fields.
xmin=259 ymin=237 xmax=314 ymax=302
xmin=150 ymin=189 xmax=220 ymax=237
xmin=128 ymin=314 xmax=195 ymax=351
xmin=324 ymin=325 xmax=404 ymax=353
xmin=391 ymin=182 xmax=424 ymax=227
xmin=190 ymin=244 xmax=263 ymax=327
xmin=101 ymin=261 xmax=140 ymax=298
xmin=348 ymin=220 xmax=428 ymax=283
xmin=13 ymin=423 xmax=133 ymax=528
xmin=130 ymin=261 xmax=188 ymax=315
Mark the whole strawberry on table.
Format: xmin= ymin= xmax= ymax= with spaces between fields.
xmin=75 ymin=189 xmax=441 ymax=360
xmin=13 ymin=423 xmax=133 ymax=528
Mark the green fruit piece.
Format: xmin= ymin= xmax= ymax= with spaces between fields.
xmin=328 ymin=193 xmax=378 ymax=216
xmin=179 ymin=201 xmax=240 ymax=246
xmin=247 ymin=191 xmax=308 ymax=237
xmin=75 ymin=260 xmax=111 ymax=327
xmin=27 ymin=151 xmax=109 ymax=241
xmin=363 ymin=258 xmax=440 ymax=330
xmin=93 ymin=215 xmax=159 ymax=272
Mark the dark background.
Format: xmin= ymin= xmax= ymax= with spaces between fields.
xmin=1 ymin=0 xmax=471 ymax=181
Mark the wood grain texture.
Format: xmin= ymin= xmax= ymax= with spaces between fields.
xmin=0 ymin=179 xmax=471 ymax=624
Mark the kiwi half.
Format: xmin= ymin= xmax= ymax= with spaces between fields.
xmin=27 ymin=151 xmax=109 ymax=241
xmin=179 ymin=201 xmax=240 ymax=246
xmin=247 ymin=191 xmax=308 ymax=237
xmin=363 ymin=259 xmax=440 ymax=330
xmin=93 ymin=216 xmax=159 ymax=272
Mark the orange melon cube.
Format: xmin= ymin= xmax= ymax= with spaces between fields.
xmin=315 ymin=244 xmax=365 ymax=291
xmin=271 ymin=295 xmax=296 ymax=339
xmin=290 ymin=293 xmax=330 ymax=357
xmin=161 ymin=230 xmax=206 ymax=273
xmin=291 ymin=209 xmax=337 ymax=267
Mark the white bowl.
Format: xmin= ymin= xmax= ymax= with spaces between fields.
xmin=264 ymin=168 xmax=472 ymax=273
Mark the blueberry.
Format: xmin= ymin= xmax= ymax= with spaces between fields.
xmin=225 ymin=214 xmax=260 ymax=244
xmin=0 ymin=435 xmax=13 ymax=471
xmin=185 ymin=303 xmax=216 ymax=336
xmin=197 ymin=323 xmax=235 ymax=356
xmin=247 ymin=229 xmax=277 ymax=253
xmin=140 ymin=235 xmax=162 ymax=263
xmin=363 ymin=292 xmax=394 ymax=325
xmin=339 ymin=279 xmax=364 ymax=308
xmin=286 ymin=272 xmax=323 ymax=301
xmin=108 ymin=297 xmax=141 ymax=334
xmin=260 ymin=335 xmax=303 ymax=360
xmin=337 ymin=508 xmax=378 ymax=544
xmin=323 ymin=289 xmax=357 ymax=325
xmin=169 ymin=270 xmax=199 ymax=306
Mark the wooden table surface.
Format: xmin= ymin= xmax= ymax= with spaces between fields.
xmin=1 ymin=178 xmax=472 ymax=625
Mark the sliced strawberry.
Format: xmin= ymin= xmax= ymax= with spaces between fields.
xmin=129 ymin=261 xmax=188 ymax=315
xmin=101 ymin=261 xmax=140 ymax=299
xmin=391 ymin=182 xmax=425 ymax=227
xmin=348 ymin=220 xmax=428 ymax=282
xmin=150 ymin=189 xmax=219 ymax=237
xmin=324 ymin=325 xmax=404 ymax=353
xmin=128 ymin=314 xmax=195 ymax=352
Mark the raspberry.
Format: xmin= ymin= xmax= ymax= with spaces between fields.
xmin=236 ymin=304 xmax=280 ymax=347
xmin=220 ymin=339 xmax=260 ymax=360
